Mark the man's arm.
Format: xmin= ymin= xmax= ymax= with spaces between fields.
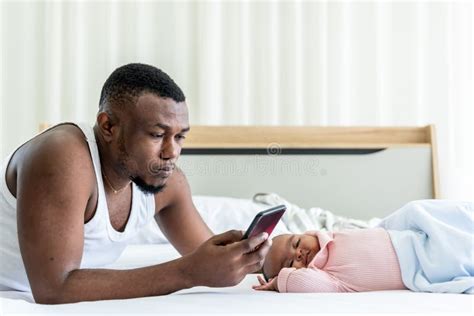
xmin=16 ymin=135 xmax=191 ymax=303
xmin=17 ymin=135 xmax=270 ymax=304
xmin=153 ymin=168 xmax=213 ymax=255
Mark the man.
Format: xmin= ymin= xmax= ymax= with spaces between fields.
xmin=0 ymin=63 xmax=271 ymax=304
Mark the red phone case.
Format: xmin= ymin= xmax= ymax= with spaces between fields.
xmin=242 ymin=205 xmax=286 ymax=239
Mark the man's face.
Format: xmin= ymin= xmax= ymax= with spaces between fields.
xmin=113 ymin=93 xmax=190 ymax=194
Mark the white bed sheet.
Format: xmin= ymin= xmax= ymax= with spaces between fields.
xmin=1 ymin=244 xmax=472 ymax=315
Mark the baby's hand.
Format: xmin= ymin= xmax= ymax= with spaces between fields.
xmin=252 ymin=275 xmax=279 ymax=292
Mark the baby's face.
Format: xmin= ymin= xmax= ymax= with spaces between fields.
xmin=263 ymin=234 xmax=320 ymax=280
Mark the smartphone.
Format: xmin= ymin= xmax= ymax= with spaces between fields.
xmin=242 ymin=204 xmax=286 ymax=240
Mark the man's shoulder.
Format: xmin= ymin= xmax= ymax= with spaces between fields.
xmin=9 ymin=124 xmax=96 ymax=203
xmin=18 ymin=124 xmax=94 ymax=178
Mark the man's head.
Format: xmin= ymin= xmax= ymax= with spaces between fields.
xmin=96 ymin=63 xmax=189 ymax=194
xmin=262 ymin=233 xmax=320 ymax=281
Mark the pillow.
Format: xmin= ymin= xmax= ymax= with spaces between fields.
xmin=130 ymin=195 xmax=290 ymax=244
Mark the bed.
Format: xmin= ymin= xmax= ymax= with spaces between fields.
xmin=2 ymin=125 xmax=472 ymax=315
xmin=1 ymin=244 xmax=472 ymax=315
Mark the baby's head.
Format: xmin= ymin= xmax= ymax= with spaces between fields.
xmin=262 ymin=233 xmax=320 ymax=281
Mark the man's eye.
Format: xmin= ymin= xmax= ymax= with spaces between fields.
xmin=296 ymin=238 xmax=300 ymax=248
xmin=175 ymin=135 xmax=186 ymax=140
xmin=151 ymin=134 xmax=165 ymax=138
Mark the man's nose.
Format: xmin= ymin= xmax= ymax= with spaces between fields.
xmin=160 ymin=137 xmax=180 ymax=160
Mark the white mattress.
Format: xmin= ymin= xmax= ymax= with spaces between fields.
xmin=1 ymin=244 xmax=472 ymax=315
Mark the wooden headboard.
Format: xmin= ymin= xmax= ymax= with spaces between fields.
xmin=179 ymin=125 xmax=439 ymax=219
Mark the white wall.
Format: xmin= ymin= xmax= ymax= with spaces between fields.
xmin=1 ymin=1 xmax=473 ymax=200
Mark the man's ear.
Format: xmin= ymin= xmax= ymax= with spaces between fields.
xmin=96 ymin=112 xmax=116 ymax=143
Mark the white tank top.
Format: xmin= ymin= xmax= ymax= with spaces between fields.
xmin=0 ymin=123 xmax=156 ymax=291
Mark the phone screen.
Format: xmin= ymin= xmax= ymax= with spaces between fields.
xmin=242 ymin=205 xmax=286 ymax=240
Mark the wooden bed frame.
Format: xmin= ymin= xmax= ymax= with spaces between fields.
xmin=183 ymin=125 xmax=439 ymax=198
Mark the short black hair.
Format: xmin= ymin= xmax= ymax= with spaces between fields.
xmin=99 ymin=63 xmax=185 ymax=111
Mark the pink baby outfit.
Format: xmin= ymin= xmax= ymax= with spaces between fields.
xmin=277 ymin=228 xmax=406 ymax=293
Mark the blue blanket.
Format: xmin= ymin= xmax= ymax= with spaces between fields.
xmin=377 ymin=200 xmax=474 ymax=294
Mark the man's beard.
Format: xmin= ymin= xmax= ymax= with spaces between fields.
xmin=131 ymin=176 xmax=166 ymax=195
xmin=117 ymin=133 xmax=165 ymax=195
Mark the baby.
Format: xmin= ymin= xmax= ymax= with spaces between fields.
xmin=253 ymin=200 xmax=474 ymax=294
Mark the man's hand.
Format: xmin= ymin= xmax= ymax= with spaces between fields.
xmin=183 ymin=230 xmax=272 ymax=287
xmin=252 ymin=275 xmax=279 ymax=292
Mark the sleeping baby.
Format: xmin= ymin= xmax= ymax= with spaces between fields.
xmin=253 ymin=200 xmax=474 ymax=294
